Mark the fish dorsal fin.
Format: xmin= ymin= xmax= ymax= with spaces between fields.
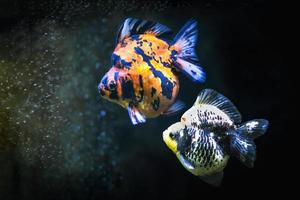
xmin=194 ymin=89 xmax=242 ymax=123
xmin=116 ymin=18 xmax=173 ymax=43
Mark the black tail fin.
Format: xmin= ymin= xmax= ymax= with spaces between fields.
xmin=229 ymin=119 xmax=269 ymax=168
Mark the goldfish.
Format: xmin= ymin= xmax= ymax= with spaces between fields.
xmin=163 ymin=89 xmax=269 ymax=186
xmin=98 ymin=18 xmax=205 ymax=125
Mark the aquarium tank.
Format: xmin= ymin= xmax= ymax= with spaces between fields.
xmin=0 ymin=0 xmax=287 ymax=199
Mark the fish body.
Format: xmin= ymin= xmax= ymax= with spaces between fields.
xmin=163 ymin=89 xmax=269 ymax=186
xmin=99 ymin=18 xmax=205 ymax=124
xmin=103 ymin=34 xmax=179 ymax=118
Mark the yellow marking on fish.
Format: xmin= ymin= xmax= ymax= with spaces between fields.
xmin=163 ymin=130 xmax=178 ymax=153
xmin=150 ymin=59 xmax=174 ymax=79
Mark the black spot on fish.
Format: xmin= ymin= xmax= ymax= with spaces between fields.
xmin=131 ymin=35 xmax=140 ymax=41
xmin=120 ymin=40 xmax=127 ymax=47
xmin=153 ymin=56 xmax=159 ymax=63
xmin=136 ymin=40 xmax=143 ymax=46
xmin=111 ymin=53 xmax=120 ymax=66
xmin=136 ymin=92 xmax=144 ymax=103
xmin=171 ymin=50 xmax=177 ymax=59
xmin=151 ymin=97 xmax=160 ymax=111
xmin=191 ymin=70 xmax=197 ymax=75
xmin=121 ymin=59 xmax=132 ymax=69
xmin=121 ymin=77 xmax=134 ymax=99
xmin=178 ymin=127 xmax=192 ymax=153
xmin=151 ymin=87 xmax=156 ymax=97
xmin=134 ymin=47 xmax=174 ymax=100
xmin=171 ymin=67 xmax=177 ymax=74
xmin=138 ymin=75 xmax=143 ymax=88
xmin=136 ymin=75 xmax=144 ymax=103
xmin=114 ymin=72 xmax=119 ymax=82
xmin=111 ymin=53 xmax=132 ymax=69
xmin=109 ymin=81 xmax=118 ymax=100
xmin=159 ymin=57 xmax=171 ymax=68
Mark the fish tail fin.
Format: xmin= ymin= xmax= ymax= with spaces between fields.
xmin=237 ymin=119 xmax=269 ymax=139
xmin=228 ymin=119 xmax=269 ymax=168
xmin=172 ymin=19 xmax=205 ymax=83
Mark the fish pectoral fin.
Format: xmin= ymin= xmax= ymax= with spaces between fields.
xmin=127 ymin=105 xmax=146 ymax=125
xmin=177 ymin=153 xmax=195 ymax=170
xmin=200 ymin=171 xmax=224 ymax=187
xmin=162 ymin=100 xmax=186 ymax=116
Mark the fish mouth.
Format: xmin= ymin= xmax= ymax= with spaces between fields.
xmin=98 ymin=83 xmax=108 ymax=98
xmin=162 ymin=129 xmax=169 ymax=144
xmin=163 ymin=129 xmax=178 ymax=153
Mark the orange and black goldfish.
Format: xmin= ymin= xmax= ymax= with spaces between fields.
xmin=98 ymin=18 xmax=205 ymax=125
xmin=163 ymin=89 xmax=269 ymax=186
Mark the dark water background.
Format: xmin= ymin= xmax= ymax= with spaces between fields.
xmin=0 ymin=0 xmax=288 ymax=199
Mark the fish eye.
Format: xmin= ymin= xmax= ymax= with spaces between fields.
xmin=109 ymin=81 xmax=116 ymax=90
xmin=169 ymin=132 xmax=175 ymax=139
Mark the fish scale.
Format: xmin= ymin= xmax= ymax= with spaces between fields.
xmin=182 ymin=128 xmax=228 ymax=175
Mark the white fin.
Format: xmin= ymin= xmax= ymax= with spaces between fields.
xmin=127 ymin=105 xmax=146 ymax=125
xmin=173 ymin=20 xmax=206 ymax=83
xmin=116 ymin=18 xmax=172 ymax=44
xmin=195 ymin=89 xmax=242 ymax=123
xmin=175 ymin=58 xmax=206 ymax=83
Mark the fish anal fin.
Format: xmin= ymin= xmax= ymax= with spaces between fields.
xmin=200 ymin=171 xmax=223 ymax=187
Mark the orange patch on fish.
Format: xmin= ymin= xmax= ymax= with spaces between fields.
xmin=98 ymin=18 xmax=205 ymax=125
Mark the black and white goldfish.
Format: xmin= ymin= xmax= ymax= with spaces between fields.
xmin=163 ymin=89 xmax=269 ymax=186
xmin=98 ymin=18 xmax=205 ymax=125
